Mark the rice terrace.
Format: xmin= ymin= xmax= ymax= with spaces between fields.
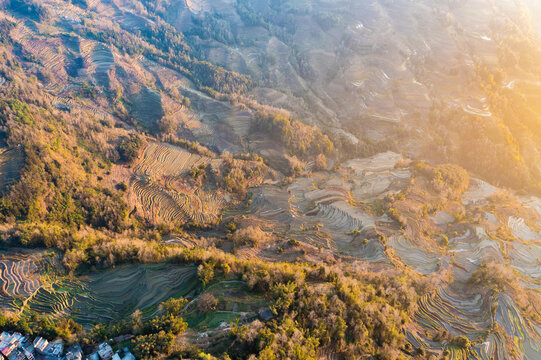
xmin=1 ymin=0 xmax=541 ymax=359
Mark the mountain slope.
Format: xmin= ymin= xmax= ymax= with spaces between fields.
xmin=1 ymin=0 xmax=541 ymax=359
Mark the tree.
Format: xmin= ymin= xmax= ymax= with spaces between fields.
xmin=198 ymin=262 xmax=215 ymax=286
xmin=132 ymin=331 xmax=174 ymax=359
xmin=144 ymin=315 xmax=187 ymax=335
xmin=117 ymin=134 xmax=145 ymax=163
xmin=197 ymin=293 xmax=217 ymax=313
xmin=232 ymin=226 xmax=270 ymax=247
xmin=161 ymin=298 xmax=188 ymax=317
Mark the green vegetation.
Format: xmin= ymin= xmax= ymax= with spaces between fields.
xmin=1 ymin=1 xmax=541 ymax=359
xmin=231 ymin=226 xmax=270 ymax=247
xmin=254 ymin=110 xmax=333 ymax=158
xmin=117 ymin=135 xmax=145 ymax=163
xmin=0 ymin=99 xmax=34 ymax=125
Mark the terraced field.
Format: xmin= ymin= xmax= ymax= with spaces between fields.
xmin=449 ymin=228 xmax=505 ymax=281
xmin=0 ymin=147 xmax=24 ymax=191
xmin=22 ymin=38 xmax=68 ymax=81
xmin=131 ymin=179 xmax=190 ymax=224
xmin=493 ymin=294 xmax=541 ymax=359
xmin=181 ymin=88 xmax=251 ymax=152
xmin=73 ymin=264 xmax=198 ymax=323
xmin=26 ymin=280 xmax=82 ymax=316
xmin=133 ymin=142 xmax=220 ymax=178
xmin=131 ymin=180 xmax=223 ymax=225
xmin=9 ymin=21 xmax=34 ymax=43
xmin=507 ymin=216 xmax=540 ymax=242
xmin=247 ymin=185 xmax=292 ymax=224
xmin=285 ymin=154 xmax=406 ymax=256
xmin=21 ymin=264 xmax=199 ymax=325
xmin=130 ymin=87 xmax=164 ymax=127
xmin=387 ymin=234 xmax=442 ymax=274
xmin=415 ymin=287 xmax=491 ymax=339
xmin=243 ymin=151 xmax=541 ymax=357
xmin=0 ymin=251 xmax=57 ymax=312
xmin=0 ymin=256 xmax=41 ymax=296
xmin=81 ymin=41 xmax=114 ymax=87
xmin=129 ymin=142 xmax=226 ymax=225
xmin=509 ymin=241 xmax=541 ymax=284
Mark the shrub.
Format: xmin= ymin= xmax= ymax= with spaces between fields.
xmin=253 ymin=110 xmax=333 ymax=158
xmin=117 ymin=134 xmax=145 ymax=163
xmin=197 ymin=293 xmax=217 ymax=313
xmin=132 ymin=331 xmax=174 ymax=359
xmin=198 ymin=262 xmax=215 ymax=286
xmin=450 ymin=335 xmax=471 ymax=349
xmin=232 ymin=226 xmax=270 ymax=247
xmin=314 ymin=153 xmax=327 ymax=170
xmin=161 ymin=298 xmax=188 ymax=317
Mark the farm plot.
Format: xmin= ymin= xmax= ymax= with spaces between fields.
xmin=22 ymin=264 xmax=199 ymax=325
xmin=73 ymin=264 xmax=198 ymax=324
xmin=461 ymin=179 xmax=498 ymax=205
xmin=507 ymin=216 xmax=540 ymax=242
xmin=23 ymin=38 xmax=68 ymax=81
xmin=472 ymin=332 xmax=509 ymax=360
xmin=183 ymin=280 xmax=268 ymax=330
xmin=81 ymin=41 xmax=114 ymax=87
xmin=343 ymin=151 xmax=403 ymax=175
xmin=224 ymin=109 xmax=252 ymax=137
xmin=131 ymin=179 xmax=190 ymax=224
xmin=133 ymin=142 xmax=220 ymax=178
xmin=0 ymin=256 xmax=41 ymax=298
xmin=9 ymin=22 xmax=34 ymax=42
xmin=0 ymin=147 xmax=24 ymax=191
xmin=387 ymin=234 xmax=442 ymax=274
xmin=448 ymin=228 xmax=504 ymax=281
xmin=0 ymin=251 xmax=57 ymax=312
xmin=130 ymin=87 xmax=164 ymax=127
xmin=289 ymin=177 xmax=376 ymax=238
xmin=521 ymin=196 xmax=541 ymax=216
xmin=286 ymin=168 xmax=398 ymax=259
xmin=493 ymin=293 xmax=541 ymax=359
xmin=248 ymin=185 xmax=292 ymax=224
xmin=312 ymin=201 xmax=375 ymax=235
xmin=508 ymin=242 xmax=541 ymax=281
xmin=181 ymin=88 xmax=252 ymax=150
xmin=130 ymin=180 xmax=224 ymax=225
xmin=415 ymin=286 xmax=491 ymax=339
xmin=25 ymin=280 xmax=82 ymax=316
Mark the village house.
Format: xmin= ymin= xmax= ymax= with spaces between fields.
xmin=0 ymin=333 xmax=133 ymax=360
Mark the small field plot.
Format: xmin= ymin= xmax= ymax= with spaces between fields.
xmin=0 ymin=147 xmax=24 ymax=191
xmin=0 ymin=251 xmax=56 ymax=312
xmin=415 ymin=286 xmax=491 ymax=340
xmin=72 ymin=264 xmax=199 ymax=324
xmin=81 ymin=41 xmax=114 ymax=87
xmin=133 ymin=142 xmax=220 ymax=178
xmin=493 ymin=293 xmax=541 ymax=359
xmin=19 ymin=263 xmax=199 ymax=325
xmin=387 ymin=234 xmax=442 ymax=274
xmin=130 ymin=87 xmax=164 ymax=128
xmin=130 ymin=180 xmax=223 ymax=225
xmin=184 ymin=280 xmax=268 ymax=331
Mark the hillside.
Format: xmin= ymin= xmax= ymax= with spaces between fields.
xmin=0 ymin=0 xmax=540 ymax=360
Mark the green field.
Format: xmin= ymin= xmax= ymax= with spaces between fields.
xmin=20 ymin=263 xmax=199 ymax=325
xmin=183 ymin=280 xmax=268 ymax=331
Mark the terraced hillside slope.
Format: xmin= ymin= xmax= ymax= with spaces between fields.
xmin=0 ymin=146 xmax=24 ymax=191
xmin=162 ymin=0 xmax=541 ymax=193
xmin=2 ymin=0 xmax=541 ymax=359
xmin=240 ymin=152 xmax=541 ymax=359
